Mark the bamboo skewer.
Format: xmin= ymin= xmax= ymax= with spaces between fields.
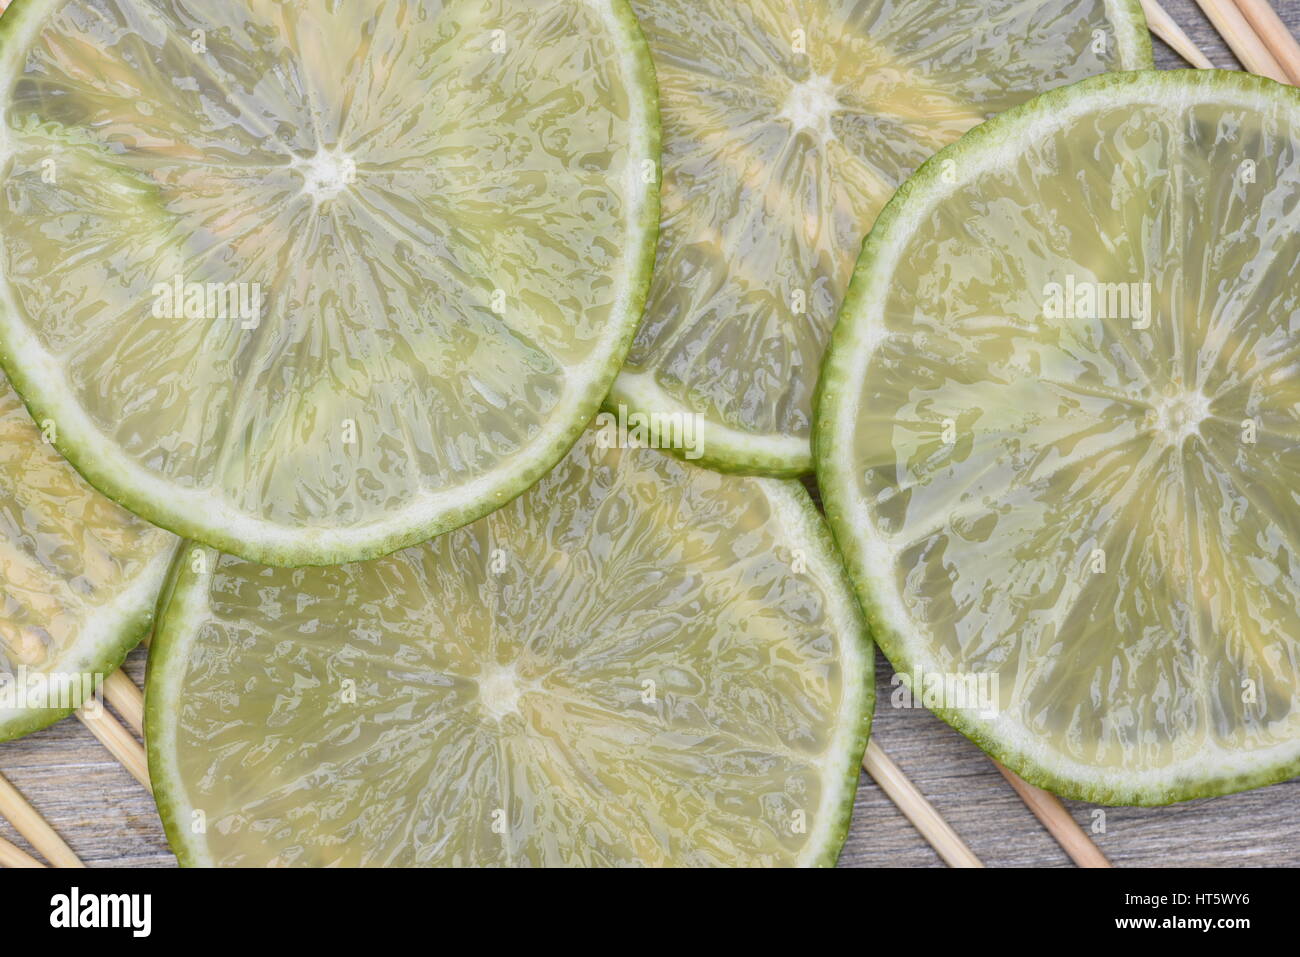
xmin=76 ymin=704 xmax=151 ymax=793
xmin=0 ymin=772 xmax=83 ymax=867
xmin=102 ymin=669 xmax=145 ymax=738
xmin=0 ymin=672 xmax=148 ymax=869
xmin=1142 ymin=0 xmax=1217 ymax=67
xmin=67 ymin=670 xmax=149 ymax=791
xmin=1234 ymin=0 xmax=1300 ymax=83
xmin=994 ymin=763 xmax=1111 ymax=868
xmin=0 ymin=832 xmax=44 ymax=868
xmin=1194 ymin=0 xmax=1290 ymax=81
xmin=863 ymin=740 xmax=983 ymax=867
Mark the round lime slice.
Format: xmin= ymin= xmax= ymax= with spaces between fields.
xmin=611 ymin=0 xmax=1151 ymax=476
xmin=1 ymin=372 xmax=177 ymax=741
xmin=819 ymin=70 xmax=1300 ymax=805
xmin=147 ymin=428 xmax=872 ymax=866
xmin=0 ymin=0 xmax=659 ymax=566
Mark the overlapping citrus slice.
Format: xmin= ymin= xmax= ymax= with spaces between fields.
xmin=1 ymin=372 xmax=177 ymax=740
xmin=147 ymin=428 xmax=872 ymax=866
xmin=611 ymin=0 xmax=1151 ymax=475
xmin=819 ymin=71 xmax=1300 ymax=804
xmin=0 ymin=0 xmax=659 ymax=566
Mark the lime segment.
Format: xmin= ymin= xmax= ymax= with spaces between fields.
xmin=612 ymin=0 xmax=1151 ymax=475
xmin=0 ymin=372 xmax=177 ymax=741
xmin=147 ymin=428 xmax=872 ymax=866
xmin=0 ymin=0 xmax=659 ymax=565
xmin=818 ymin=70 xmax=1300 ymax=805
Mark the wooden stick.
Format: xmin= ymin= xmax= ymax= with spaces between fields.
xmin=0 ymin=832 xmax=45 ymax=868
xmin=102 ymin=669 xmax=145 ymax=737
xmin=863 ymin=739 xmax=983 ymax=867
xmin=994 ymin=762 xmax=1111 ymax=868
xmin=1235 ymin=0 xmax=1300 ymax=83
xmin=1142 ymin=0 xmax=1217 ymax=68
xmin=0 ymin=772 xmax=83 ymax=867
xmin=1194 ymin=0 xmax=1290 ymax=81
xmin=76 ymin=704 xmax=151 ymax=793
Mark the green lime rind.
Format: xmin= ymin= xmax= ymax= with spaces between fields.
xmin=817 ymin=69 xmax=1300 ymax=806
xmin=148 ymin=472 xmax=873 ymax=867
xmin=0 ymin=0 xmax=46 ymax=56
xmin=1108 ymin=0 xmax=1156 ymax=70
xmin=0 ymin=0 xmax=662 ymax=568
xmin=143 ymin=543 xmax=202 ymax=867
xmin=613 ymin=0 xmax=1153 ymax=480
xmin=783 ymin=479 xmax=876 ymax=866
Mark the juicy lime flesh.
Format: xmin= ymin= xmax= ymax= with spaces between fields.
xmin=820 ymin=72 xmax=1300 ymax=802
xmin=613 ymin=0 xmax=1150 ymax=473
xmin=0 ymin=373 xmax=176 ymax=738
xmin=149 ymin=431 xmax=871 ymax=866
xmin=0 ymin=0 xmax=657 ymax=564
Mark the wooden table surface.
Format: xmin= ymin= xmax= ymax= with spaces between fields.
xmin=2 ymin=0 xmax=1299 ymax=869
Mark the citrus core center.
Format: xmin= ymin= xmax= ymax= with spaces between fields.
xmin=779 ymin=74 xmax=841 ymax=139
xmin=478 ymin=665 xmax=523 ymax=720
xmin=295 ymin=148 xmax=356 ymax=202
xmin=1151 ymin=388 xmax=1210 ymax=445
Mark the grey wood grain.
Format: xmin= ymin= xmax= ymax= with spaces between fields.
xmin=0 ymin=651 xmax=174 ymax=867
xmin=3 ymin=0 xmax=1299 ymax=869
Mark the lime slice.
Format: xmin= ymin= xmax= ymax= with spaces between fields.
xmin=147 ymin=428 xmax=872 ymax=866
xmin=610 ymin=0 xmax=1151 ymax=476
xmin=818 ymin=70 xmax=1300 ymax=805
xmin=1 ymin=372 xmax=177 ymax=741
xmin=0 ymin=0 xmax=660 ymax=566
